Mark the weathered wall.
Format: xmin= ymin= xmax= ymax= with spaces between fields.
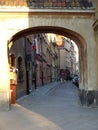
xmin=94 ymin=0 xmax=98 ymax=20
xmin=9 ymin=38 xmax=27 ymax=99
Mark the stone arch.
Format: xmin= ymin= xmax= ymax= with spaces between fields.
xmin=8 ymin=26 xmax=87 ymax=89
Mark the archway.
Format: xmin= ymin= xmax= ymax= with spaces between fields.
xmin=8 ymin=26 xmax=87 ymax=90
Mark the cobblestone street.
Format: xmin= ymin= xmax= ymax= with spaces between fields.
xmin=1 ymin=81 xmax=98 ymax=130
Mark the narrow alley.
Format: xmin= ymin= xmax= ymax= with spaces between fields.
xmin=1 ymin=81 xmax=98 ymax=130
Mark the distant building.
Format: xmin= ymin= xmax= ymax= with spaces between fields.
xmin=56 ymin=35 xmax=77 ymax=80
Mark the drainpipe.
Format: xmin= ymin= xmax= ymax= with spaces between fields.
xmin=33 ymin=34 xmax=37 ymax=89
xmin=24 ymin=37 xmax=30 ymax=95
xmin=40 ymin=36 xmax=44 ymax=86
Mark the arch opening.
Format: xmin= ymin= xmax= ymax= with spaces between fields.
xmin=8 ymin=26 xmax=87 ymax=99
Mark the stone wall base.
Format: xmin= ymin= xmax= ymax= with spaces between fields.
xmin=79 ymin=89 xmax=98 ymax=107
xmin=0 ymin=91 xmax=10 ymax=111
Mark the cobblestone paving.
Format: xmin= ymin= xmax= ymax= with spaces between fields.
xmin=1 ymin=81 xmax=98 ymax=130
xmin=17 ymin=81 xmax=98 ymax=130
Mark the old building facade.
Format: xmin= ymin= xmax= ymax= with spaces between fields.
xmin=56 ymin=35 xmax=76 ymax=80
xmin=9 ymin=33 xmax=60 ymax=98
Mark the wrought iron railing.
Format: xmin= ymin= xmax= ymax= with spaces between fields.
xmin=0 ymin=0 xmax=94 ymax=10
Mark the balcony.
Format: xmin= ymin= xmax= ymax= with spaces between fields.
xmin=0 ymin=0 xmax=94 ymax=10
